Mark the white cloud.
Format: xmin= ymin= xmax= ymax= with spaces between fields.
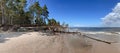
xmin=102 ymin=3 xmax=120 ymax=27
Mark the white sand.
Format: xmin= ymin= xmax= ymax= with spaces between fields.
xmin=0 ymin=32 xmax=120 ymax=53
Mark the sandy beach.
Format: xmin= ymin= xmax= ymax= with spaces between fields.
xmin=0 ymin=32 xmax=120 ymax=53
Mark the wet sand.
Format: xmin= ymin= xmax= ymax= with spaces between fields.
xmin=0 ymin=32 xmax=120 ymax=53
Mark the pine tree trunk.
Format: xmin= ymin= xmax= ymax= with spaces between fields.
xmin=0 ymin=17 xmax=1 ymax=25
xmin=1 ymin=3 xmax=4 ymax=25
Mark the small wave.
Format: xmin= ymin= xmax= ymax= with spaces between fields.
xmin=83 ymin=32 xmax=120 ymax=35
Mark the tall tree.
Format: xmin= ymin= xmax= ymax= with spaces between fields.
xmin=29 ymin=2 xmax=43 ymax=25
xmin=11 ymin=0 xmax=28 ymax=25
xmin=5 ymin=0 xmax=15 ymax=25
xmin=42 ymin=5 xmax=49 ymax=23
xmin=0 ymin=0 xmax=7 ymax=25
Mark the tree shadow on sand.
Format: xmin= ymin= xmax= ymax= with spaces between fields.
xmin=0 ymin=32 xmax=27 ymax=43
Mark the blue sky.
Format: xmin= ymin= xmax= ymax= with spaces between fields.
xmin=30 ymin=0 xmax=120 ymax=27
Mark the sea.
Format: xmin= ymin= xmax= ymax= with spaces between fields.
xmin=70 ymin=27 xmax=120 ymax=32
xmin=70 ymin=27 xmax=120 ymax=43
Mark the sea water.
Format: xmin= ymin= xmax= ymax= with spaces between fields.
xmin=70 ymin=27 xmax=120 ymax=43
xmin=70 ymin=27 xmax=120 ymax=32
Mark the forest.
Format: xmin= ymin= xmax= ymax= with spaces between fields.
xmin=0 ymin=0 xmax=61 ymax=26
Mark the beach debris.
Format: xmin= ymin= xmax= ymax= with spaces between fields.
xmin=83 ymin=35 xmax=111 ymax=44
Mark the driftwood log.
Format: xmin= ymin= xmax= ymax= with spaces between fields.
xmin=54 ymin=31 xmax=112 ymax=44
xmin=83 ymin=35 xmax=111 ymax=44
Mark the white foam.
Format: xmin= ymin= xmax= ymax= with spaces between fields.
xmin=83 ymin=32 xmax=119 ymax=35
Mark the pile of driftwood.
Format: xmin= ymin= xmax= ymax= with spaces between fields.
xmin=0 ymin=25 xmax=20 ymax=31
xmin=0 ymin=24 xmax=67 ymax=32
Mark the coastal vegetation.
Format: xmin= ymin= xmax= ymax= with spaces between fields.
xmin=0 ymin=0 xmax=68 ymax=31
xmin=0 ymin=0 xmax=60 ymax=26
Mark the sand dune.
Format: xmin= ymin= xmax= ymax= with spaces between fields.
xmin=0 ymin=32 xmax=120 ymax=53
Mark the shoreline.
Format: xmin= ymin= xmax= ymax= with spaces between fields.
xmin=0 ymin=32 xmax=120 ymax=53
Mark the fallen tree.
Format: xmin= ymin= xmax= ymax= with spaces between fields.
xmin=83 ymin=35 xmax=111 ymax=44
xmin=53 ymin=31 xmax=112 ymax=44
